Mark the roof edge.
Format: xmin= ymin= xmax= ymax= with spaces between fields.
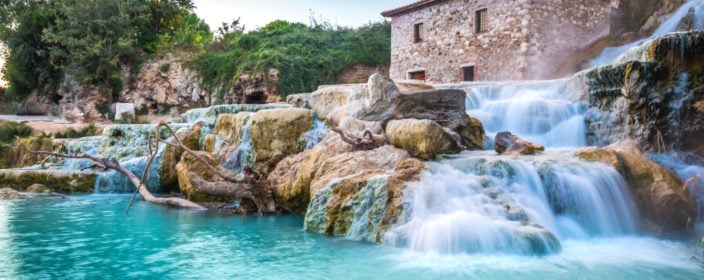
xmin=381 ymin=0 xmax=450 ymax=17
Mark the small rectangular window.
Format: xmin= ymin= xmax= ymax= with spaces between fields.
xmin=476 ymin=9 xmax=488 ymax=33
xmin=462 ymin=66 xmax=475 ymax=81
xmin=409 ymin=70 xmax=426 ymax=81
xmin=414 ymin=23 xmax=424 ymax=43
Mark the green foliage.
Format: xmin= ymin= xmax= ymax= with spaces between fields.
xmin=188 ymin=20 xmax=391 ymax=99
xmin=159 ymin=63 xmax=171 ymax=73
xmin=0 ymin=0 xmax=206 ymax=102
xmin=0 ymin=120 xmax=33 ymax=145
xmin=53 ymin=124 xmax=101 ymax=138
xmin=0 ymin=3 xmax=63 ymax=101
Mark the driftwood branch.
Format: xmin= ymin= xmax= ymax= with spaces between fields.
xmin=26 ymin=150 xmax=207 ymax=210
xmin=153 ymin=121 xmax=276 ymax=214
xmin=331 ymin=127 xmax=386 ymax=151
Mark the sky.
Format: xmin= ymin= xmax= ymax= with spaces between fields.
xmin=192 ymin=0 xmax=410 ymax=31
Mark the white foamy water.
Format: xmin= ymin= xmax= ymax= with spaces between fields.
xmin=590 ymin=0 xmax=704 ymax=66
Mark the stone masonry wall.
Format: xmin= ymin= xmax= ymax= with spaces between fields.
xmin=387 ymin=0 xmax=610 ymax=83
xmin=526 ymin=0 xmax=610 ymax=79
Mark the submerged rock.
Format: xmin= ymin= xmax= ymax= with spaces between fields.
xmin=26 ymin=183 xmax=51 ymax=193
xmin=0 ymin=187 xmax=25 ymax=199
xmin=0 ymin=169 xmax=95 ymax=193
xmin=575 ymin=140 xmax=696 ymax=233
xmin=494 ymin=131 xmax=545 ymax=155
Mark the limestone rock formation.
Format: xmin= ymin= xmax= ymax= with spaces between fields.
xmin=0 ymin=187 xmax=25 ymax=199
xmin=175 ymin=151 xmax=231 ymax=203
xmin=386 ymin=118 xmax=463 ymax=160
xmin=575 ymin=140 xmax=697 ymax=233
xmin=303 ymin=146 xmax=417 ymax=242
xmin=494 ymin=131 xmax=545 ymax=155
xmin=161 ymin=122 xmax=202 ymax=192
xmin=121 ymin=55 xmax=208 ymax=115
xmin=26 ymin=183 xmax=51 ymax=193
xmin=0 ymin=169 xmax=96 ymax=193
xmin=248 ymin=108 xmax=313 ymax=173
xmin=584 ymin=31 xmax=704 ymax=155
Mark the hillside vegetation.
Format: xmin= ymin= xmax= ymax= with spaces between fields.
xmin=0 ymin=0 xmax=390 ymax=109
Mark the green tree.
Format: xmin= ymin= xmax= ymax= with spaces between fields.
xmin=0 ymin=1 xmax=63 ymax=100
xmin=43 ymin=0 xmax=146 ymax=96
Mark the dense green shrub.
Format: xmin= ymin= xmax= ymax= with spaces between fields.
xmin=53 ymin=124 xmax=102 ymax=139
xmin=188 ymin=20 xmax=390 ymax=99
xmin=0 ymin=120 xmax=33 ymax=145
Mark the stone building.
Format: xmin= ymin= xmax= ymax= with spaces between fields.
xmin=382 ymin=0 xmax=614 ymax=83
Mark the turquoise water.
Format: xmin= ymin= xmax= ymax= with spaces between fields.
xmin=1 ymin=195 xmax=702 ymax=279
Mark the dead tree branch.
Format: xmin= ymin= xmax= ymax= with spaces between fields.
xmin=331 ymin=127 xmax=386 ymax=150
xmin=26 ymin=150 xmax=207 ymax=210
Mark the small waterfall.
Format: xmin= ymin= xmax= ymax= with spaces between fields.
xmin=696 ymin=2 xmax=704 ymax=29
xmin=51 ymin=136 xmax=101 ymax=170
xmin=222 ymin=116 xmax=254 ymax=172
xmin=301 ymin=114 xmax=328 ymax=150
xmin=387 ymin=153 xmax=638 ymax=255
xmin=441 ymin=80 xmax=587 ymax=148
xmin=590 ymin=0 xmax=704 ymax=66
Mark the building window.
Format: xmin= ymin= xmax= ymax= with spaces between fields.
xmin=475 ymin=9 xmax=488 ymax=33
xmin=462 ymin=66 xmax=475 ymax=81
xmin=413 ymin=23 xmax=424 ymax=43
xmin=409 ymin=70 xmax=426 ymax=81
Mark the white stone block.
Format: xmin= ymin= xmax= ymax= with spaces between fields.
xmin=115 ymin=102 xmax=135 ymax=121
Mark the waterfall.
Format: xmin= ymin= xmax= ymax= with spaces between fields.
xmin=589 ymin=0 xmax=704 ymax=67
xmin=440 ymin=79 xmax=587 ymax=148
xmin=301 ymin=114 xmax=329 ymax=150
xmin=222 ymin=116 xmax=254 ymax=173
xmin=386 ymin=153 xmax=638 ymax=255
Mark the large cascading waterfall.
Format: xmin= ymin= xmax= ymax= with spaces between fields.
xmin=590 ymin=0 xmax=704 ymax=66
xmin=386 ymin=154 xmax=638 ymax=255
xmin=440 ymin=79 xmax=587 ymax=148
xmin=389 ymin=65 xmax=645 ymax=255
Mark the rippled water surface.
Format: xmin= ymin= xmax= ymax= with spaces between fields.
xmin=1 ymin=195 xmax=702 ymax=279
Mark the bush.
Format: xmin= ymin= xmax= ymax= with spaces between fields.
xmin=0 ymin=120 xmax=33 ymax=145
xmin=53 ymin=124 xmax=102 ymax=139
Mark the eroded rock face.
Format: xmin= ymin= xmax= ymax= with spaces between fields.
xmin=0 ymin=187 xmax=24 ymax=199
xmin=494 ymin=131 xmax=545 ymax=155
xmin=0 ymin=170 xmax=95 ymax=193
xmin=303 ymin=151 xmax=425 ymax=243
xmin=121 ymin=55 xmax=209 ymax=114
xmin=575 ymin=140 xmax=696 ymax=233
xmin=175 ymin=151 xmax=231 ymax=203
xmin=584 ymin=31 xmax=704 ymax=155
xmin=305 ymin=74 xmax=485 ymax=153
xmin=161 ymin=122 xmax=202 ymax=192
xmin=386 ymin=118 xmax=462 ymax=160
xmin=249 ymin=108 xmax=313 ymax=173
xmin=268 ymin=132 xmax=354 ymax=214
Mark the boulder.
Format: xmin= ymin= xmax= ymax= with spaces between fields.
xmin=268 ymin=132 xmax=355 ymax=214
xmin=249 ymin=108 xmax=313 ymax=173
xmin=161 ymin=122 xmax=203 ymax=192
xmin=386 ymin=118 xmax=463 ymax=160
xmin=175 ymin=151 xmax=231 ymax=203
xmin=310 ymin=145 xmax=409 ymax=196
xmin=0 ymin=187 xmax=25 ymax=199
xmin=575 ymin=140 xmax=697 ymax=233
xmin=494 ymin=131 xmax=545 ymax=155
xmin=26 ymin=183 xmax=51 ymax=193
